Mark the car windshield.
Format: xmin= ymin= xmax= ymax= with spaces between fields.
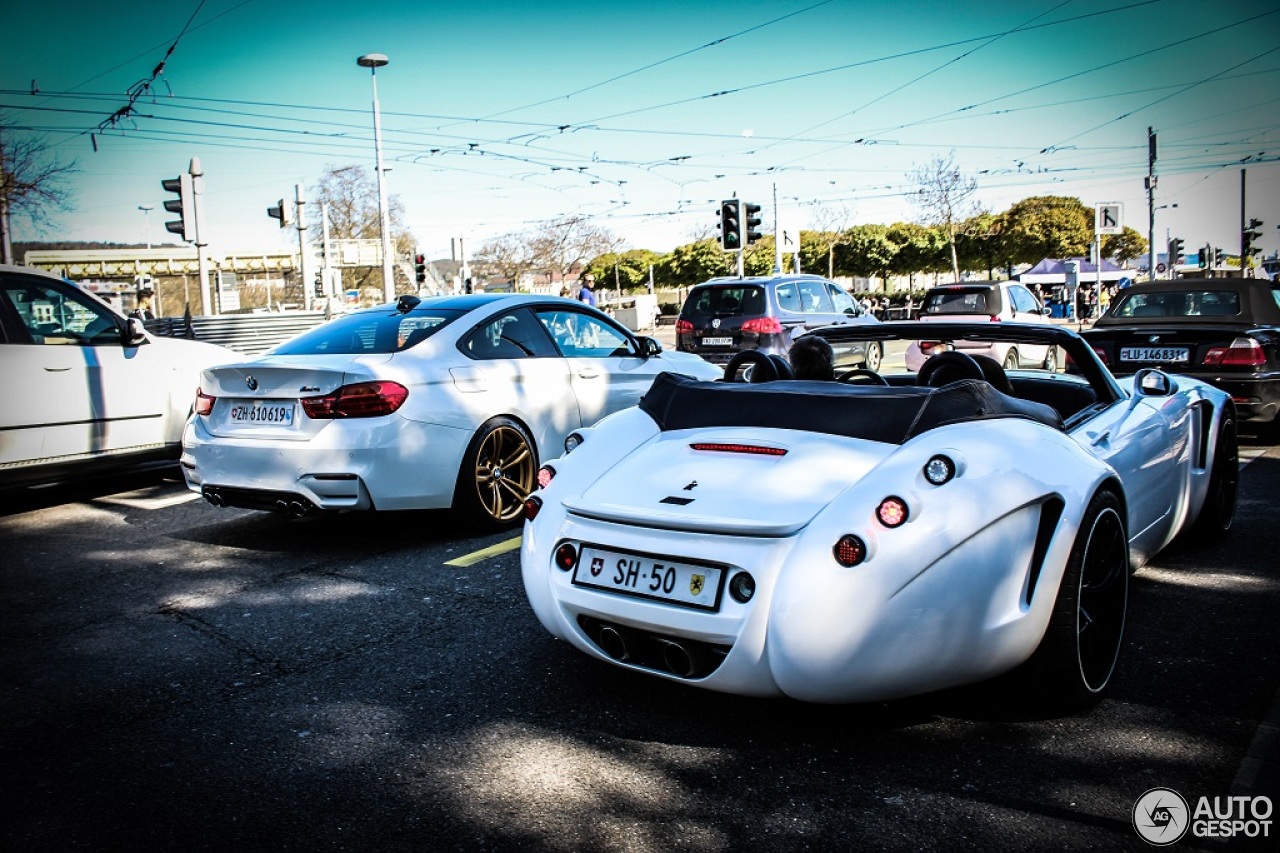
xmin=922 ymin=286 xmax=1002 ymax=315
xmin=271 ymin=308 xmax=466 ymax=355
xmin=1110 ymin=290 xmax=1240 ymax=318
xmin=685 ymin=285 xmax=766 ymax=317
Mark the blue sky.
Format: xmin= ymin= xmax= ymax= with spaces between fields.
xmin=3 ymin=0 xmax=1278 ymax=263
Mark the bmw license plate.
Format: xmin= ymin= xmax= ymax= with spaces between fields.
xmin=1120 ymin=347 xmax=1189 ymax=363
xmin=571 ymin=545 xmax=725 ymax=611
xmin=701 ymin=336 xmax=733 ymax=347
xmin=228 ymin=400 xmax=295 ymax=426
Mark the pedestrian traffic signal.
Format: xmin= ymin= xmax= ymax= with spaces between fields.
xmin=266 ymin=198 xmax=291 ymax=228
xmin=1243 ymin=218 xmax=1264 ymax=258
xmin=1167 ymin=237 xmax=1184 ymax=266
xmin=744 ymin=202 xmax=763 ymax=245
xmin=718 ymin=200 xmax=742 ymax=251
xmin=414 ymin=254 xmax=427 ymax=285
xmin=162 ymin=173 xmax=196 ymax=242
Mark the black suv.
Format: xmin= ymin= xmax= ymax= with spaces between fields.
xmin=675 ymin=274 xmax=882 ymax=369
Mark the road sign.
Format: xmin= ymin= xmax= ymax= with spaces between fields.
xmin=1096 ymin=203 xmax=1123 ymax=235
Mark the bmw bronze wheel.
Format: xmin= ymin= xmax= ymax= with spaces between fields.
xmin=457 ymin=417 xmax=537 ymax=528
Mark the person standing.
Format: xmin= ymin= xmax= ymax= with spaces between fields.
xmin=130 ymin=288 xmax=156 ymax=321
xmin=577 ymin=274 xmax=597 ymax=308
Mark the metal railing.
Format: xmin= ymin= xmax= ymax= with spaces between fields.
xmin=145 ymin=311 xmax=330 ymax=355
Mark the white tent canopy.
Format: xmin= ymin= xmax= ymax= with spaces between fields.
xmin=1015 ymin=257 xmax=1131 ymax=285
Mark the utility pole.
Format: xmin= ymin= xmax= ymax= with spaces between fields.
xmin=295 ymin=184 xmax=312 ymax=311
xmin=1146 ymin=127 xmax=1157 ymax=280
xmin=1240 ymin=169 xmax=1247 ymax=277
xmin=773 ymin=183 xmax=783 ymax=275
xmin=190 ymin=157 xmax=213 ymax=316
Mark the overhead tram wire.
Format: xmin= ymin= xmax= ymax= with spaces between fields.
xmin=446 ymin=0 xmax=838 ymax=127
xmin=765 ymin=0 xmax=1079 ymax=166
xmin=549 ymin=0 xmax=1164 ymax=128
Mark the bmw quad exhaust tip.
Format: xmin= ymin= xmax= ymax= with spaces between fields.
xmin=597 ymin=625 xmax=630 ymax=661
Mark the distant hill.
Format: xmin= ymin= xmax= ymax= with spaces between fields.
xmin=14 ymin=240 xmax=186 ymax=258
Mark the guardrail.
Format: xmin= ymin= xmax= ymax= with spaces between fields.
xmin=145 ymin=311 xmax=330 ymax=355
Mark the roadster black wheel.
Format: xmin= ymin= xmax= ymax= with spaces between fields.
xmin=455 ymin=417 xmax=537 ymax=528
xmin=1025 ymin=488 xmax=1128 ymax=711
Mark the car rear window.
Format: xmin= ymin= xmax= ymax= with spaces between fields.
xmin=683 ymin=285 xmax=767 ymax=318
xmin=271 ymin=308 xmax=466 ymax=355
xmin=1109 ymin=290 xmax=1241 ymax=318
xmin=922 ymin=286 xmax=1002 ymax=316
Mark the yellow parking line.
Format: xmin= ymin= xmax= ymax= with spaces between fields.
xmin=444 ymin=535 xmax=523 ymax=567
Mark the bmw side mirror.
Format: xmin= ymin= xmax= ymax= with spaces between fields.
xmin=125 ymin=317 xmax=149 ymax=346
xmin=637 ymin=336 xmax=663 ymax=357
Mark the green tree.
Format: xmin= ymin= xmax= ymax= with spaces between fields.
xmin=886 ymin=222 xmax=947 ymax=285
xmin=836 ymin=224 xmax=897 ymax=289
xmin=955 ymin=211 xmax=1007 ymax=279
xmin=1102 ymin=226 xmax=1147 ymax=267
xmin=999 ymin=196 xmax=1093 ymax=266
xmin=658 ymin=238 xmax=734 ymax=286
xmin=587 ymin=248 xmax=664 ymax=293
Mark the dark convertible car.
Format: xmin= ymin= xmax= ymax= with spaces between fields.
xmin=1082 ymin=278 xmax=1280 ymax=435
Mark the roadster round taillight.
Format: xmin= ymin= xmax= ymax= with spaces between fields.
xmin=537 ymin=465 xmax=556 ymax=490
xmin=923 ymin=454 xmax=955 ymax=486
xmin=554 ymin=542 xmax=578 ymax=572
xmin=833 ymin=534 xmax=867 ymax=567
xmin=523 ymin=496 xmax=543 ymax=522
xmin=877 ymin=496 xmax=909 ymax=528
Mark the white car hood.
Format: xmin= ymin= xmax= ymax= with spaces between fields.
xmin=564 ymin=428 xmax=892 ymax=536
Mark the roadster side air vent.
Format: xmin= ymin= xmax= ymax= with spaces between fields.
xmin=1026 ymin=497 xmax=1066 ymax=605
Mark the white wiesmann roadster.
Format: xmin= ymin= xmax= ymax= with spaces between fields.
xmin=520 ymin=322 xmax=1238 ymax=710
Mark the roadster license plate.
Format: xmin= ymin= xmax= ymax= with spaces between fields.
xmin=701 ymin=336 xmax=732 ymax=347
xmin=227 ymin=400 xmax=295 ymax=426
xmin=572 ymin=545 xmax=725 ymax=611
xmin=1120 ymin=346 xmax=1189 ymax=363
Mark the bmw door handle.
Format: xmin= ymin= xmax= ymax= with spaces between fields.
xmin=44 ymin=366 xmax=72 ymax=372
xmin=576 ymin=368 xmax=600 ymax=379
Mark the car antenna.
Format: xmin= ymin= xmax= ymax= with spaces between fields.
xmin=396 ymin=294 xmax=421 ymax=313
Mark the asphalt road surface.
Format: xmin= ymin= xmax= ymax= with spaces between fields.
xmin=2 ymin=436 xmax=1278 ymax=852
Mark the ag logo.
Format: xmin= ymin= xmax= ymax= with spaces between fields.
xmin=689 ymin=574 xmax=705 ymax=596
xmin=1133 ymin=787 xmax=1189 ymax=845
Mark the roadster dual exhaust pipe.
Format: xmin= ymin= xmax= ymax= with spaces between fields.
xmin=594 ymin=622 xmax=705 ymax=678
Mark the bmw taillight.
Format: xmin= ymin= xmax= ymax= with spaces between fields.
xmin=194 ymin=389 xmax=215 ymax=416
xmin=300 ymin=381 xmax=408 ymax=419
xmin=1203 ymin=338 xmax=1265 ymax=368
xmin=675 ymin=318 xmax=693 ymax=335
xmin=1090 ymin=346 xmax=1108 ymax=365
xmin=742 ymin=316 xmax=784 ymax=335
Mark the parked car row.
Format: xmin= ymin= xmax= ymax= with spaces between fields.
xmin=6 ymin=261 xmax=1268 ymax=714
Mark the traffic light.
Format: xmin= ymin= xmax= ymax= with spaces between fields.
xmin=1167 ymin=237 xmax=1184 ymax=266
xmin=414 ymin=254 xmax=427 ymax=285
xmin=744 ymin=202 xmax=763 ymax=245
xmin=1199 ymin=244 xmax=1210 ymax=269
xmin=718 ymin=199 xmax=742 ymax=251
xmin=266 ymin=198 xmax=291 ymax=228
xmin=314 ymin=272 xmax=324 ymax=297
xmin=1243 ymin=218 xmax=1264 ymax=258
xmin=161 ymin=173 xmax=196 ymax=242
xmin=1212 ymin=247 xmax=1224 ymax=268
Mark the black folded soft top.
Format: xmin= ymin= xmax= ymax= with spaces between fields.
xmin=640 ymin=373 xmax=1063 ymax=445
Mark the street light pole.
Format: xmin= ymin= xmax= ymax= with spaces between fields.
xmin=137 ymin=205 xmax=153 ymax=249
xmin=358 ymin=53 xmax=395 ymax=304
